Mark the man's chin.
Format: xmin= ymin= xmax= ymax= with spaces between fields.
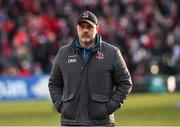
xmin=82 ymin=38 xmax=91 ymax=43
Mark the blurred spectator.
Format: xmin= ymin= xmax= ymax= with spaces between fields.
xmin=0 ymin=0 xmax=179 ymax=79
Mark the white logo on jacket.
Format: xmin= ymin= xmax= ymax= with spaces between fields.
xmin=67 ymin=55 xmax=77 ymax=63
xmin=68 ymin=58 xmax=77 ymax=63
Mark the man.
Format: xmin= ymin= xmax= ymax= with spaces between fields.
xmin=48 ymin=11 xmax=133 ymax=126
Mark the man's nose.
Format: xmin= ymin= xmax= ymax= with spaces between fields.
xmin=82 ymin=27 xmax=88 ymax=32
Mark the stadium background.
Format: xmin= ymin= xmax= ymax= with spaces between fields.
xmin=0 ymin=0 xmax=180 ymax=126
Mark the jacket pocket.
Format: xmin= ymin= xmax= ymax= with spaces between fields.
xmin=54 ymin=99 xmax=63 ymax=113
xmin=61 ymin=93 xmax=77 ymax=119
xmin=89 ymin=94 xmax=109 ymax=119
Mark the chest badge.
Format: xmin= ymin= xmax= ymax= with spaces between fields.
xmin=96 ymin=51 xmax=104 ymax=60
xmin=68 ymin=58 xmax=77 ymax=63
xmin=67 ymin=55 xmax=77 ymax=63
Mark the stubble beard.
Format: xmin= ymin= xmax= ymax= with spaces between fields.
xmin=81 ymin=37 xmax=91 ymax=43
xmin=80 ymin=35 xmax=96 ymax=48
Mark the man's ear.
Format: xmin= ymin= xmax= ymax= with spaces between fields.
xmin=96 ymin=25 xmax=99 ymax=32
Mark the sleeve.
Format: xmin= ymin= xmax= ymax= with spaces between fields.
xmin=107 ymin=49 xmax=133 ymax=114
xmin=48 ymin=49 xmax=64 ymax=113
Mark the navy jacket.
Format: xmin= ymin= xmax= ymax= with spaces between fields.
xmin=48 ymin=35 xmax=133 ymax=125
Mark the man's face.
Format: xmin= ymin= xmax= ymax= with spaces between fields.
xmin=77 ymin=21 xmax=98 ymax=44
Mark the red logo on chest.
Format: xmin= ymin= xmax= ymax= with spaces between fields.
xmin=96 ymin=51 xmax=104 ymax=59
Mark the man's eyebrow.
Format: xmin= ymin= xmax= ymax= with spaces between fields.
xmin=79 ymin=24 xmax=94 ymax=28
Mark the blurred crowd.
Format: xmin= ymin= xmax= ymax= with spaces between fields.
xmin=0 ymin=0 xmax=180 ymax=80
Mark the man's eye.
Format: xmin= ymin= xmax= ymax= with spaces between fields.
xmin=87 ymin=26 xmax=93 ymax=29
xmin=80 ymin=25 xmax=85 ymax=29
xmin=79 ymin=25 xmax=93 ymax=29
